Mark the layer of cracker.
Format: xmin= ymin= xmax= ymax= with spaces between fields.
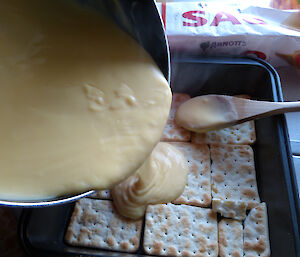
xmin=88 ymin=190 xmax=111 ymax=200
xmin=244 ymin=202 xmax=271 ymax=257
xmin=170 ymin=143 xmax=211 ymax=207
xmin=210 ymin=144 xmax=260 ymax=211
xmin=191 ymin=121 xmax=256 ymax=145
xmin=65 ymin=198 xmax=142 ymax=253
xmin=212 ymin=199 xmax=247 ymax=220
xmin=143 ymin=203 xmax=218 ymax=257
xmin=218 ymin=219 xmax=243 ymax=257
xmin=161 ymin=93 xmax=191 ymax=142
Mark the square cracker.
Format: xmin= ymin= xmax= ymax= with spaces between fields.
xmin=161 ymin=122 xmax=191 ymax=142
xmin=143 ymin=203 xmax=218 ymax=257
xmin=65 ymin=198 xmax=142 ymax=253
xmin=170 ymin=143 xmax=211 ymax=207
xmin=161 ymin=93 xmax=191 ymax=142
xmin=191 ymin=121 xmax=256 ymax=145
xmin=210 ymin=144 xmax=260 ymax=211
xmin=88 ymin=190 xmax=111 ymax=200
xmin=244 ymin=202 xmax=271 ymax=257
xmin=218 ymin=219 xmax=243 ymax=257
xmin=212 ymin=199 xmax=247 ymax=221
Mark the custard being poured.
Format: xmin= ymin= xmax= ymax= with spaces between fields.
xmin=0 ymin=0 xmax=171 ymax=200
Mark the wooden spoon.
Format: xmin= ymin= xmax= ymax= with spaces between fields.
xmin=175 ymin=94 xmax=300 ymax=133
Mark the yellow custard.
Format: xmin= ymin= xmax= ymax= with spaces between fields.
xmin=175 ymin=95 xmax=237 ymax=132
xmin=0 ymin=0 xmax=171 ymax=200
xmin=112 ymin=142 xmax=188 ymax=220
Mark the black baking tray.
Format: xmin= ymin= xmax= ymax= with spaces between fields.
xmin=18 ymin=57 xmax=300 ymax=257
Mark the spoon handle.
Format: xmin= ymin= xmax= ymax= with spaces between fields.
xmin=239 ymin=100 xmax=300 ymax=120
xmin=276 ymin=101 xmax=300 ymax=113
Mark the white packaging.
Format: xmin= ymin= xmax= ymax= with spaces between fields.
xmin=157 ymin=2 xmax=300 ymax=67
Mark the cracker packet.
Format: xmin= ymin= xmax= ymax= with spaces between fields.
xmin=156 ymin=1 xmax=300 ymax=68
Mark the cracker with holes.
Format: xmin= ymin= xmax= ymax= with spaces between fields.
xmin=143 ymin=203 xmax=218 ymax=257
xmin=170 ymin=143 xmax=211 ymax=207
xmin=65 ymin=198 xmax=142 ymax=252
xmin=218 ymin=219 xmax=243 ymax=257
xmin=191 ymin=121 xmax=256 ymax=145
xmin=161 ymin=93 xmax=191 ymax=142
xmin=210 ymin=144 xmax=260 ymax=218
xmin=244 ymin=202 xmax=270 ymax=257
xmin=212 ymin=199 xmax=247 ymax=220
xmin=88 ymin=190 xmax=111 ymax=200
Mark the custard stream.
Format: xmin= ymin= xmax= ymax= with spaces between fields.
xmin=112 ymin=143 xmax=188 ymax=220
